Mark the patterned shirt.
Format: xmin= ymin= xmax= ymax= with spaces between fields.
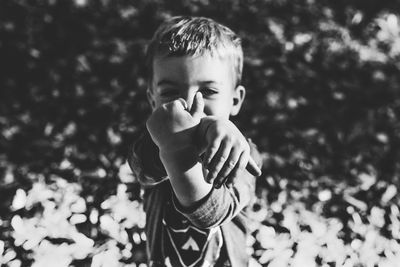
xmin=128 ymin=129 xmax=262 ymax=267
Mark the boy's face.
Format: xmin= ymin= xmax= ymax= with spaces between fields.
xmin=147 ymin=54 xmax=245 ymax=119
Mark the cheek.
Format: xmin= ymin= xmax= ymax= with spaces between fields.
xmin=203 ymin=99 xmax=232 ymax=118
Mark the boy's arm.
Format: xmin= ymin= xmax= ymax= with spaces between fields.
xmin=159 ymin=146 xmax=213 ymax=206
xmin=146 ymin=93 xmax=261 ymax=213
xmin=146 ymin=95 xmax=213 ymax=207
xmin=172 ymin=139 xmax=262 ymax=229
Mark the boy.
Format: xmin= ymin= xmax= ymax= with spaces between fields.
xmin=128 ymin=16 xmax=262 ymax=267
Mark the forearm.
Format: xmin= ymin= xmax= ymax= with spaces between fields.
xmin=172 ymin=139 xmax=261 ymax=229
xmin=159 ymin=146 xmax=212 ymax=207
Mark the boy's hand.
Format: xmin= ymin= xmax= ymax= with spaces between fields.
xmin=198 ymin=117 xmax=262 ymax=188
xmin=146 ymin=92 xmax=205 ymax=154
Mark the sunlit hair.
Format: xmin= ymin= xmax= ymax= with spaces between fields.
xmin=145 ymin=16 xmax=243 ymax=87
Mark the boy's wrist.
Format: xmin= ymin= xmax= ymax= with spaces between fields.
xmin=159 ymin=145 xmax=200 ymax=172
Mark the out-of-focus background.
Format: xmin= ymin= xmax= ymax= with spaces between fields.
xmin=1 ymin=0 xmax=400 ymax=266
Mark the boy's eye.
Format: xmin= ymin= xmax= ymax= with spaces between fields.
xmin=200 ymin=87 xmax=218 ymax=97
xmin=160 ymin=89 xmax=179 ymax=98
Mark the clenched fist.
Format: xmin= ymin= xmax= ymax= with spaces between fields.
xmin=146 ymin=92 xmax=205 ymax=154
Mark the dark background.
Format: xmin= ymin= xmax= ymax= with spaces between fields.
xmin=1 ymin=0 xmax=399 ymax=266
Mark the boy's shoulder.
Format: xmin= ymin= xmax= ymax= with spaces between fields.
xmin=127 ymin=129 xmax=168 ymax=187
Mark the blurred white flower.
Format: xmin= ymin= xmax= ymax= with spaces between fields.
xmin=74 ymin=0 xmax=87 ymax=7
xmin=256 ymin=225 xmax=276 ymax=249
xmin=25 ymin=181 xmax=54 ymax=209
xmin=11 ymin=215 xmax=46 ymax=249
xmin=358 ymin=173 xmax=376 ymax=190
xmin=376 ymin=133 xmax=389 ymax=144
xmin=70 ymin=197 xmax=86 ymax=213
xmin=1 ymin=249 xmax=17 ymax=264
xmin=0 ymin=240 xmax=4 ymax=255
xmin=294 ymin=33 xmax=312 ymax=46
xmin=60 ymin=159 xmax=73 ymax=170
xmin=382 ymin=185 xmax=397 ymax=203
xmin=248 ymin=257 xmax=262 ymax=267
xmin=318 ymin=189 xmax=332 ymax=202
xmin=12 ymin=189 xmax=27 ymax=210
xmin=292 ymin=233 xmax=318 ymax=267
xmin=70 ymin=214 xmax=87 ymax=225
xmin=282 ymin=207 xmax=301 ymax=236
xmin=90 ymin=209 xmax=99 ymax=224
xmin=32 ymin=240 xmax=73 ymax=267
xmin=323 ymin=237 xmax=346 ymax=265
xmin=70 ymin=232 xmax=95 ymax=259
xmin=100 ymin=184 xmax=146 ymax=229
xmin=107 ymin=127 xmax=122 ymax=145
xmin=369 ymin=206 xmax=385 ymax=228
xmin=265 ymin=248 xmax=293 ymax=267
xmin=99 ymin=214 xmax=128 ymax=244
xmin=304 ymin=211 xmax=327 ymax=238
xmin=91 ymin=241 xmax=122 ymax=267
xmin=118 ymin=161 xmax=135 ymax=183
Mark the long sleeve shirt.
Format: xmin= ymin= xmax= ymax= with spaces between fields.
xmin=128 ymin=129 xmax=262 ymax=267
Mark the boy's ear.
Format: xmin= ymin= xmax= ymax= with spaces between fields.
xmin=230 ymin=85 xmax=246 ymax=116
xmin=146 ymin=88 xmax=156 ymax=110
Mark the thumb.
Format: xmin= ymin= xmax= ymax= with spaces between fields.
xmin=190 ymin=92 xmax=205 ymax=121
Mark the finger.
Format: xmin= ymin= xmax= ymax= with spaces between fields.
xmin=206 ymin=140 xmax=231 ymax=184
xmin=171 ymin=98 xmax=188 ymax=111
xmin=190 ymin=92 xmax=205 ymax=121
xmin=216 ymin=150 xmax=248 ymax=188
xmin=203 ymin=137 xmax=221 ymax=168
xmin=215 ymin=146 xmax=242 ymax=182
xmin=246 ymin=157 xmax=262 ymax=177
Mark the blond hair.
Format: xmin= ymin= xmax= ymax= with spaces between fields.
xmin=145 ymin=16 xmax=243 ymax=87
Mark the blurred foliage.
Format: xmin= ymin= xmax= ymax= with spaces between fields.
xmin=1 ymin=0 xmax=400 ymax=266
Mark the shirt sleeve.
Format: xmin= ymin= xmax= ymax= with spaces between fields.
xmin=172 ymin=139 xmax=263 ymax=229
xmin=127 ymin=129 xmax=169 ymax=187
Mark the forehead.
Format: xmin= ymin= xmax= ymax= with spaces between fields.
xmin=152 ymin=54 xmax=235 ymax=86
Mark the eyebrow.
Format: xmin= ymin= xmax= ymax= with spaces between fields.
xmin=156 ymin=79 xmax=221 ymax=87
xmin=156 ymin=80 xmax=179 ymax=87
xmin=200 ymin=81 xmax=219 ymax=85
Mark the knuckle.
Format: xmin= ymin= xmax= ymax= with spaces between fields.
xmin=243 ymin=145 xmax=251 ymax=156
xmin=227 ymin=160 xmax=236 ymax=168
xmin=241 ymin=140 xmax=250 ymax=151
xmin=222 ymin=136 xmax=234 ymax=146
xmin=208 ymin=170 xmax=217 ymax=177
xmin=217 ymin=157 xmax=227 ymax=166
xmin=239 ymin=158 xmax=247 ymax=169
xmin=221 ymin=164 xmax=234 ymax=176
xmin=210 ymin=141 xmax=220 ymax=150
xmin=208 ymin=149 xmax=220 ymax=157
